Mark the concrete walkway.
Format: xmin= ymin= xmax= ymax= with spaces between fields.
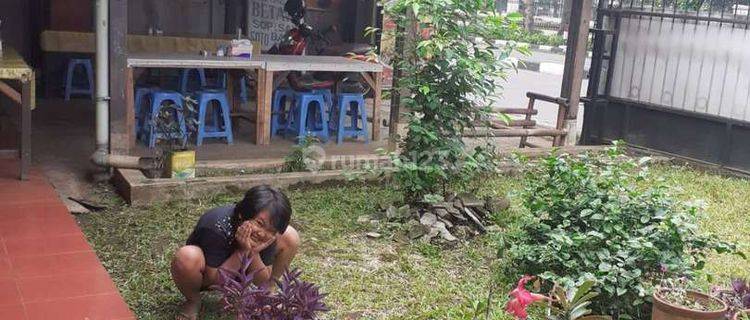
xmin=0 ymin=159 xmax=134 ymax=320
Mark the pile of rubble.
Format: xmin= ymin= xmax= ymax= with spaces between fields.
xmin=363 ymin=193 xmax=510 ymax=244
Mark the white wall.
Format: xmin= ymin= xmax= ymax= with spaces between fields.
xmin=610 ymin=16 xmax=750 ymax=122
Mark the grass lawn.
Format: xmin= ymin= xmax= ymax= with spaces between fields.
xmin=76 ymin=163 xmax=750 ymax=319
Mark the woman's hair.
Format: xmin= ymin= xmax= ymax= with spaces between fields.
xmin=232 ymin=185 xmax=292 ymax=234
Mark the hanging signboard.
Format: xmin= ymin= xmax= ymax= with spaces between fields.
xmin=248 ymin=0 xmax=294 ymax=50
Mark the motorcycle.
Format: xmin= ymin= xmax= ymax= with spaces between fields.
xmin=268 ymin=0 xmax=375 ymax=93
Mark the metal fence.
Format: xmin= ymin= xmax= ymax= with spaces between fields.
xmin=588 ymin=0 xmax=750 ymax=122
xmin=583 ymin=0 xmax=750 ymax=172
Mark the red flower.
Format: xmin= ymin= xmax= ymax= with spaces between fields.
xmin=420 ymin=27 xmax=433 ymax=40
xmin=506 ymin=276 xmax=548 ymax=319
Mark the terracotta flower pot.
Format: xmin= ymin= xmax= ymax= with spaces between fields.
xmin=652 ymin=290 xmax=728 ymax=320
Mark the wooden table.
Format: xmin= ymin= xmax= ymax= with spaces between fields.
xmin=0 ymin=47 xmax=35 ymax=180
xmin=126 ymin=53 xmax=384 ymax=147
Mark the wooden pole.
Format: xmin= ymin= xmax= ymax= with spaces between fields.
xmin=386 ymin=17 xmax=404 ymax=150
xmin=559 ymin=0 xmax=593 ymax=146
xmin=387 ymin=26 xmax=404 ymax=148
xmin=124 ymin=68 xmax=135 ymax=152
xmin=371 ymin=72 xmax=382 ymax=141
xmin=110 ymin=0 xmax=129 ymax=154
xmin=255 ymin=69 xmax=273 ymax=146
xmin=20 ymin=80 xmax=32 ymax=180
xmin=519 ymin=97 xmax=536 ymax=148
xmin=387 ymin=9 xmax=420 ymax=150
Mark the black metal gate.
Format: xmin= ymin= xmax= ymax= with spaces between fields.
xmin=583 ymin=0 xmax=750 ymax=172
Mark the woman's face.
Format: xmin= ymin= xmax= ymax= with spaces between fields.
xmin=248 ymin=210 xmax=280 ymax=243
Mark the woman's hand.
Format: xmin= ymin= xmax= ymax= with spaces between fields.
xmin=236 ymin=221 xmax=275 ymax=253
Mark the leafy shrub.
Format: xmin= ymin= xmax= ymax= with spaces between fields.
xmin=500 ymin=145 xmax=740 ymax=319
xmin=383 ymin=0 xmax=520 ymax=203
xmin=212 ymin=254 xmax=329 ymax=320
xmin=493 ymin=25 xmax=566 ymax=47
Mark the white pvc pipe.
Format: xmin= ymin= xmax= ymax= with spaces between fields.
xmin=89 ymin=0 xmax=160 ymax=169
xmin=95 ymin=0 xmax=109 ymax=155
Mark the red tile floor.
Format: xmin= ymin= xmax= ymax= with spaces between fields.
xmin=0 ymin=159 xmax=135 ymax=320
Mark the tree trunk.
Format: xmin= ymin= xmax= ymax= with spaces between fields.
xmin=559 ymin=0 xmax=572 ymax=36
xmin=495 ymin=0 xmax=508 ymax=12
xmin=520 ymin=0 xmax=536 ymax=31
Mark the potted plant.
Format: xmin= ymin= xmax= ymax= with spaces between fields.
xmin=148 ymin=97 xmax=199 ymax=179
xmin=653 ymin=277 xmax=728 ymax=320
xmin=712 ymin=278 xmax=750 ymax=319
xmin=505 ymin=276 xmax=612 ymax=320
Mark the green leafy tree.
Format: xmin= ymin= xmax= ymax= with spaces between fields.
xmin=383 ymin=0 xmax=523 ymax=203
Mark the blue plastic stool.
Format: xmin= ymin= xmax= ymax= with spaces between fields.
xmin=64 ymin=59 xmax=94 ymax=100
xmin=333 ymin=93 xmax=369 ymax=145
xmin=134 ymin=87 xmax=155 ymax=135
xmin=179 ymin=68 xmax=207 ymax=94
xmin=142 ymin=91 xmax=188 ymax=148
xmin=305 ymin=89 xmax=333 ymax=131
xmin=271 ymin=89 xmax=296 ymax=136
xmin=194 ymin=90 xmax=234 ymax=146
xmin=313 ymin=89 xmax=334 ymax=112
xmin=285 ymin=92 xmax=329 ymax=142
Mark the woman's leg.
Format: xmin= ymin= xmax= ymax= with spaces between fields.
xmin=171 ymin=245 xmax=206 ymax=319
xmin=270 ymin=226 xmax=301 ymax=280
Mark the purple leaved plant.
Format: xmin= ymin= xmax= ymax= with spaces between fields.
xmin=211 ymin=254 xmax=328 ymax=320
xmin=713 ymin=278 xmax=750 ymax=318
xmin=273 ymin=269 xmax=329 ymax=319
xmin=731 ymin=279 xmax=750 ymax=309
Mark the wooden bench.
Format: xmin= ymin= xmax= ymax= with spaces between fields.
xmin=466 ymin=91 xmax=570 ymax=148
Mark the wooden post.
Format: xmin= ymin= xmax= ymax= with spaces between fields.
xmin=519 ymin=97 xmax=536 ymax=148
xmin=371 ymin=72 xmax=382 ymax=141
xmin=110 ymin=0 xmax=130 ymax=154
xmin=227 ymin=70 xmax=237 ymax=113
xmin=124 ymin=67 xmax=135 ymax=151
xmin=559 ymin=0 xmax=593 ymax=146
xmin=20 ymin=80 xmax=32 ymax=181
xmin=387 ymin=9 xmax=420 ymax=150
xmin=388 ymin=22 xmax=405 ymax=150
xmin=255 ymin=69 xmax=273 ymax=145
xmin=553 ymin=102 xmax=568 ymax=147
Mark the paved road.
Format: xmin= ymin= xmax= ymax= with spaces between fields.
xmin=509 ymin=49 xmax=592 ymax=76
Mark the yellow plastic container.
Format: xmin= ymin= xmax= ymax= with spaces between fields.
xmin=168 ymin=150 xmax=196 ymax=180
